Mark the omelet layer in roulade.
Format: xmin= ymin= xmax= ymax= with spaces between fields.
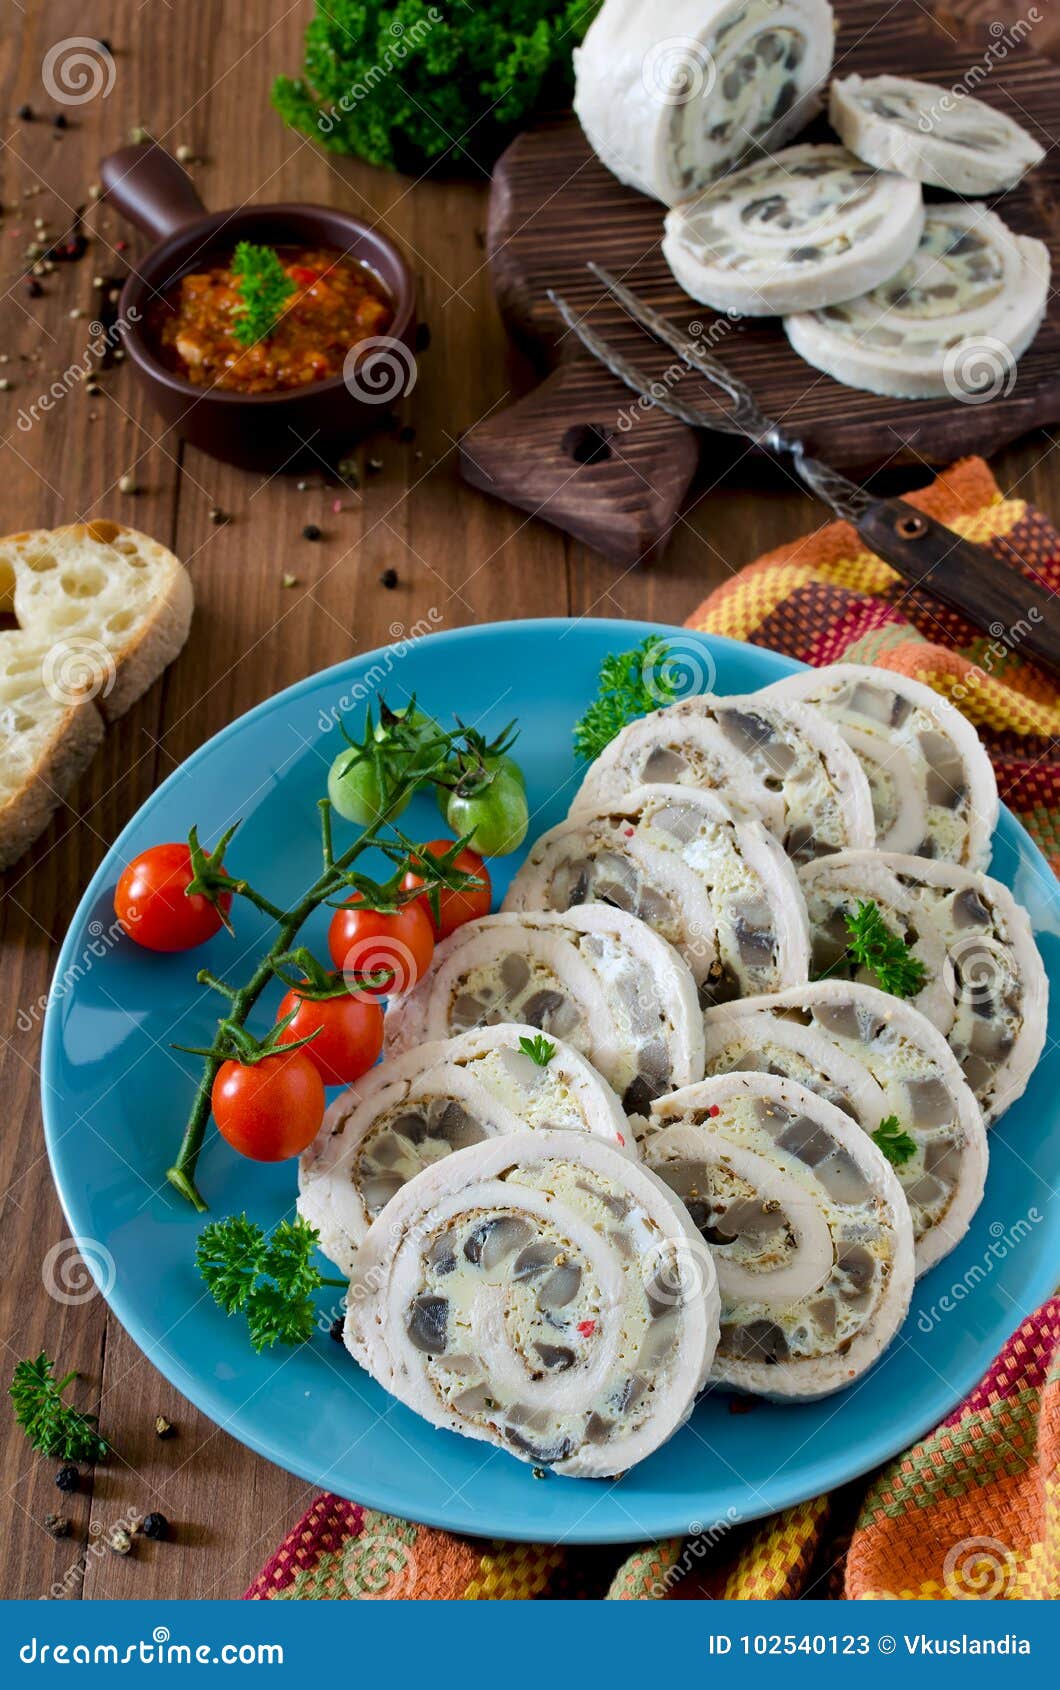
xmin=299 ymin=1025 xmax=632 ymax=1275
xmin=644 ymin=1072 xmax=915 ymax=1399
xmin=573 ymin=0 xmax=836 ymax=207
xmin=798 ymin=851 xmax=1048 ymax=1120
xmin=763 ymin=662 xmax=999 ymax=867
xmin=345 ymin=1130 xmax=720 ymax=1478
xmin=569 ymin=694 xmax=875 ymax=863
xmin=830 ymin=74 xmax=1045 ymax=197
xmin=702 ymin=982 xmax=988 ymax=1275
xmin=503 ymin=783 xmax=809 ymax=1005
xmin=663 ymin=144 xmax=924 ymax=316
xmin=384 ymin=908 xmax=704 ymax=1121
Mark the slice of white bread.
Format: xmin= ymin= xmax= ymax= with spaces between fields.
xmin=0 ymin=521 xmax=193 ymax=871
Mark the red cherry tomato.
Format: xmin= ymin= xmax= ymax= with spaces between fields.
xmin=327 ymin=893 xmax=435 ymax=996
xmin=115 ymin=844 xmax=232 ymax=953
xmin=211 ymin=1048 xmax=325 ymax=1162
xmin=275 ymin=978 xmax=384 ymax=1087
xmin=401 ymin=839 xmax=492 ymax=938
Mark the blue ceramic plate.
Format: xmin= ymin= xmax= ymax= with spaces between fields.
xmin=42 ymin=619 xmax=1060 ymax=1544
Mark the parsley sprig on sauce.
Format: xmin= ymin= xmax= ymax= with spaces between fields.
xmin=230 ymin=242 xmax=296 ymax=346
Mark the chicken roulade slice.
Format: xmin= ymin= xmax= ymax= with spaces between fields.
xmin=346 ymin=1130 xmax=720 ymax=1478
xmin=503 ymin=784 xmax=810 ymax=1004
xmin=569 ymin=693 xmax=875 ymax=863
xmin=702 ymin=982 xmax=988 ymax=1275
xmin=644 ymin=1072 xmax=914 ymax=1399
xmin=384 ymin=908 xmax=704 ymax=1121
xmin=299 ymin=1025 xmax=632 ymax=1275
xmin=830 ymin=74 xmax=1045 ymax=197
xmin=663 ymin=144 xmax=924 ymax=316
xmin=573 ymin=0 xmax=836 ymax=208
xmin=785 ymin=204 xmax=1050 ymax=399
xmin=798 ymin=851 xmax=1047 ymax=1120
xmin=762 ymin=663 xmax=998 ymax=867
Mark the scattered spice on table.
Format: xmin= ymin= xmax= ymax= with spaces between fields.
xmin=208 ymin=506 xmax=229 ymax=525
xmin=282 ymin=572 xmax=299 ymax=589
xmin=142 ymin=1512 xmax=170 ymax=1541
xmin=118 ymin=473 xmax=138 ymax=495
xmin=107 ymin=1525 xmax=133 ymax=1556
xmin=55 ymin=1465 xmax=79 ymax=1493
xmin=379 ymin=567 xmax=398 ymax=589
xmin=302 ymin=523 xmax=321 ymax=541
xmin=44 ymin=1515 xmax=71 ymax=1539
xmin=153 ymin=1416 xmax=176 ymax=1440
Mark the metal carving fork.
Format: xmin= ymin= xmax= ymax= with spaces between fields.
xmin=548 ymin=263 xmax=1060 ymax=680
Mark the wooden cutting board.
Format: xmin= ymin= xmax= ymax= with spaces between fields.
xmin=460 ymin=3 xmax=1060 ymax=566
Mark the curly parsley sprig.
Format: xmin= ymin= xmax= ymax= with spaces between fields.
xmin=872 ymin=1115 xmax=918 ymax=1168
xmin=818 ymin=900 xmax=928 ymax=1000
xmin=230 ymin=242 xmax=296 ymax=347
xmin=9 ymin=1354 xmax=109 ymax=1464
xmin=196 ymin=1215 xmax=346 ymax=1353
xmin=573 ymin=637 xmax=686 ymax=762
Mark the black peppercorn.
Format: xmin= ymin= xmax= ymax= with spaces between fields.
xmin=329 ymin=1316 xmax=345 ymax=1344
xmin=18 ymin=104 xmax=34 ymax=122
xmin=55 ymin=1465 xmax=79 ymax=1493
xmin=45 ymin=1514 xmax=71 ymax=1538
xmin=379 ymin=568 xmax=398 ymax=590
xmin=142 ymin=1512 xmax=169 ymax=1541
xmin=53 ymin=113 xmax=68 ymax=130
xmin=302 ymin=523 xmax=321 ymax=541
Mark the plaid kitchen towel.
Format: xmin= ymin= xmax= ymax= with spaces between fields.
xmin=248 ymin=457 xmax=1060 ymax=1601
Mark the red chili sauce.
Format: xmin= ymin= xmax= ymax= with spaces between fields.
xmin=151 ymin=246 xmax=395 ymax=394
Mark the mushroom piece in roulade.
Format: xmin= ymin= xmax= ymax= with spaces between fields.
xmin=762 ymin=663 xmax=999 ymax=867
xmin=503 ymin=784 xmax=810 ymax=1004
xmin=830 ymin=74 xmax=1045 ymax=197
xmin=299 ymin=1026 xmax=632 ymax=1275
xmin=345 ymin=1130 xmax=720 ymax=1477
xmin=798 ymin=851 xmax=1047 ymax=1120
xmin=569 ymin=693 xmax=875 ymax=863
xmin=785 ymin=204 xmax=1050 ymax=400
xmin=644 ymin=1072 xmax=915 ymax=1399
xmin=663 ymin=144 xmax=924 ymax=316
xmin=384 ymin=908 xmax=705 ymax=1121
xmin=573 ymin=0 xmax=836 ymax=208
xmin=702 ymin=982 xmax=988 ymax=1275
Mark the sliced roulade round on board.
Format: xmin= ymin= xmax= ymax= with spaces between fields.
xmin=784 ymin=204 xmax=1051 ymax=399
xmin=663 ymin=144 xmax=924 ymax=316
xmin=573 ymin=0 xmax=836 ymax=208
xmin=569 ymin=694 xmax=875 ymax=863
xmin=762 ymin=663 xmax=998 ymax=867
xmin=384 ymin=908 xmax=705 ymax=1121
xmin=798 ymin=851 xmax=1047 ymax=1120
xmin=702 ymin=982 xmax=988 ymax=1275
xmin=299 ymin=1025 xmax=632 ymax=1275
xmin=345 ymin=1129 xmax=720 ymax=1477
xmin=830 ymin=74 xmax=1045 ymax=197
xmin=644 ymin=1072 xmax=915 ymax=1399
xmin=503 ymin=784 xmax=810 ymax=1005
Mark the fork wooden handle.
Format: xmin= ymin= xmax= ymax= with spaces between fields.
xmin=854 ymin=496 xmax=1060 ymax=682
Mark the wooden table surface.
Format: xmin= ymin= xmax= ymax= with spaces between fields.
xmin=1 ymin=0 xmax=1057 ymax=1600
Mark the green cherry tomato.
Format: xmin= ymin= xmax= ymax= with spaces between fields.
xmin=436 ymin=753 xmax=525 ymax=818
xmin=446 ymin=769 xmax=529 ymax=857
xmin=327 ymin=749 xmax=410 ymax=827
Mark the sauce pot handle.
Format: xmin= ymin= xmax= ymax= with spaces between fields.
xmin=99 ymin=143 xmax=207 ymax=242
